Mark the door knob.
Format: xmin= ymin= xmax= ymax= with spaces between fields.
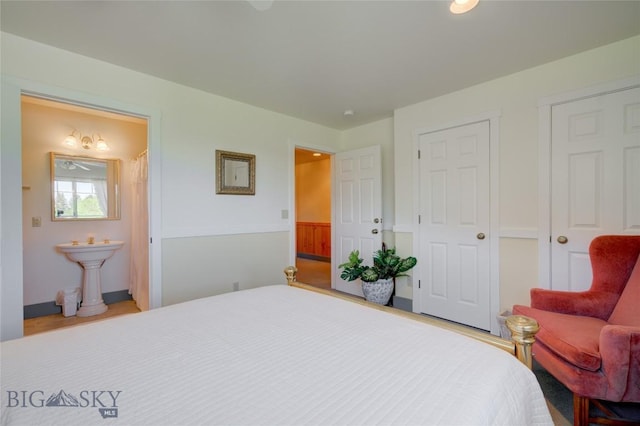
xmin=477 ymin=233 xmax=485 ymax=240
xmin=371 ymin=229 xmax=379 ymax=234
xmin=374 ymin=218 xmax=381 ymax=224
xmin=557 ymin=235 xmax=568 ymax=244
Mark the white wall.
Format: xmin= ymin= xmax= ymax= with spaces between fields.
xmin=162 ymin=232 xmax=290 ymax=305
xmin=1 ymin=33 xmax=341 ymax=340
xmin=21 ymin=99 xmax=147 ymax=305
xmin=393 ymin=35 xmax=640 ymax=311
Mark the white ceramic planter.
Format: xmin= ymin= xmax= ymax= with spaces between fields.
xmin=361 ymin=278 xmax=394 ymax=305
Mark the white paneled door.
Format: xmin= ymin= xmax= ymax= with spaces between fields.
xmin=550 ymin=87 xmax=640 ymax=291
xmin=418 ymin=121 xmax=491 ymax=330
xmin=334 ymin=146 xmax=383 ymax=296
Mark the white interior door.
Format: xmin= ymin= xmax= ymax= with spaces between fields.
xmin=334 ymin=145 xmax=382 ymax=296
xmin=418 ymin=121 xmax=491 ymax=330
xmin=550 ymin=87 xmax=640 ymax=291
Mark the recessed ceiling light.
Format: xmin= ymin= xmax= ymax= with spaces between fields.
xmin=344 ymin=109 xmax=355 ymax=116
xmin=450 ymin=0 xmax=479 ymax=14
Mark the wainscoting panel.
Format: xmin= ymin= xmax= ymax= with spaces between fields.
xmin=296 ymin=222 xmax=331 ymax=261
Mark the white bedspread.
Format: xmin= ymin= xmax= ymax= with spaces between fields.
xmin=1 ymin=285 xmax=552 ymax=425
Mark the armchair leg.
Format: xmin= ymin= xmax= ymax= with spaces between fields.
xmin=574 ymin=394 xmax=589 ymax=426
xmin=573 ymin=393 xmax=640 ymax=426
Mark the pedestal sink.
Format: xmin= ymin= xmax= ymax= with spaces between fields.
xmin=56 ymin=241 xmax=124 ymax=317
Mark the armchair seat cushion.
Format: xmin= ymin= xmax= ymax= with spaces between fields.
xmin=514 ymin=305 xmax=607 ymax=371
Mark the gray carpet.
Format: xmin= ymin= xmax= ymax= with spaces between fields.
xmin=533 ymin=360 xmax=640 ymax=424
xmin=532 ymin=360 xmax=573 ymax=422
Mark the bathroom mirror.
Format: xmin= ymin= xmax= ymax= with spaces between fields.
xmin=216 ymin=150 xmax=255 ymax=195
xmin=50 ymin=152 xmax=121 ymax=221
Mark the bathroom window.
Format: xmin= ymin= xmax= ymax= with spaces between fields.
xmin=50 ymin=153 xmax=120 ymax=221
xmin=53 ymin=179 xmax=107 ymax=219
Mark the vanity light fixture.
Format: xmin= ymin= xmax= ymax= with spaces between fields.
xmin=81 ymin=135 xmax=94 ymax=150
xmin=64 ymin=130 xmax=79 ymax=148
xmin=450 ymin=0 xmax=479 ymax=14
xmin=63 ymin=130 xmax=110 ymax=151
xmin=95 ymin=135 xmax=110 ymax=151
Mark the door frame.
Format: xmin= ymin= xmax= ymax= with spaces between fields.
xmin=1 ymin=76 xmax=162 ymax=341
xmin=537 ymin=75 xmax=640 ymax=290
xmin=412 ymin=110 xmax=501 ymax=335
xmin=288 ymin=141 xmax=336 ymax=287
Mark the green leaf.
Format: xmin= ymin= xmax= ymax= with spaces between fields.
xmin=360 ymin=268 xmax=379 ymax=282
xmin=338 ymin=247 xmax=417 ymax=282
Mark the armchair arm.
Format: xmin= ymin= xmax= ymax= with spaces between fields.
xmin=599 ymin=325 xmax=640 ymax=401
xmin=530 ymin=288 xmax=618 ymax=320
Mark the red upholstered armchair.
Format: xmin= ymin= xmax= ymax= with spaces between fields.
xmin=514 ymin=235 xmax=640 ymax=426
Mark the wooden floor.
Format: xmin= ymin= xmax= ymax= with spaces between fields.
xmin=548 ymin=402 xmax=571 ymax=426
xmin=295 ymin=257 xmax=331 ymax=289
xmin=23 ymin=300 xmax=141 ymax=336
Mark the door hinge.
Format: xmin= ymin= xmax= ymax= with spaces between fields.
xmin=418 ymin=279 xmax=421 ymax=289
xmin=150 ymin=237 xmax=153 ymax=244
xmin=418 ymin=215 xmax=421 ymax=224
xmin=418 ymin=149 xmax=421 ymax=159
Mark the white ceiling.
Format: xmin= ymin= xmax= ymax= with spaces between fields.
xmin=2 ymin=0 xmax=639 ymax=130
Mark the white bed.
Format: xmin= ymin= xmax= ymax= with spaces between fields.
xmin=1 ymin=284 xmax=552 ymax=425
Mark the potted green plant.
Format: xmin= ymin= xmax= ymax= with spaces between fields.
xmin=339 ymin=244 xmax=417 ymax=305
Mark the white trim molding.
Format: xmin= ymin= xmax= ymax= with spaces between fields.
xmin=499 ymin=228 xmax=538 ymax=240
xmin=162 ymin=224 xmax=290 ymax=240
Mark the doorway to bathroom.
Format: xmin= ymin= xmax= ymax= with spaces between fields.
xmin=294 ymin=148 xmax=331 ymax=289
xmin=21 ymin=95 xmax=150 ymax=331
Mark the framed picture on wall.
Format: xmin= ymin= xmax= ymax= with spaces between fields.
xmin=215 ymin=150 xmax=256 ymax=195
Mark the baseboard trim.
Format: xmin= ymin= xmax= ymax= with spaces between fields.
xmin=297 ymin=253 xmax=331 ymax=263
xmin=24 ymin=290 xmax=133 ymax=319
xmin=391 ymin=296 xmax=412 ymax=312
xmin=103 ymin=290 xmax=133 ymax=305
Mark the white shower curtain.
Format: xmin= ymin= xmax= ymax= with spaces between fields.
xmin=94 ymin=179 xmax=108 ymax=216
xmin=130 ymin=150 xmax=149 ymax=311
